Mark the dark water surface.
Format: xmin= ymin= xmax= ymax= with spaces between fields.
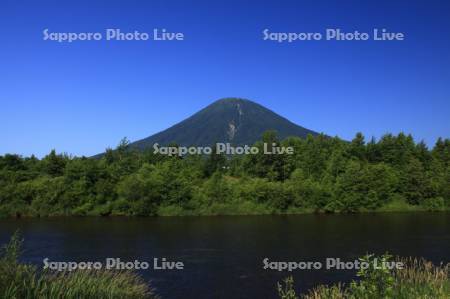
xmin=0 ymin=213 xmax=449 ymax=299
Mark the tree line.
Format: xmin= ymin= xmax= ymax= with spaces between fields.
xmin=0 ymin=132 xmax=448 ymax=217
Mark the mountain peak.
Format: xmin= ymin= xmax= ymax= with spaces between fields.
xmin=130 ymin=98 xmax=319 ymax=149
xmin=212 ymin=97 xmax=253 ymax=104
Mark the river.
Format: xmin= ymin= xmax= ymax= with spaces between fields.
xmin=0 ymin=213 xmax=448 ymax=298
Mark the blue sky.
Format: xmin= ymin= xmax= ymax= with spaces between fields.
xmin=1 ymin=0 xmax=449 ymax=157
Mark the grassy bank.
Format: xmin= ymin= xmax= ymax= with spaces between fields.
xmin=1 ymin=198 xmax=448 ymax=218
xmin=155 ymin=198 xmax=449 ymax=216
xmin=0 ymin=232 xmax=158 ymax=299
xmin=278 ymin=254 xmax=450 ymax=299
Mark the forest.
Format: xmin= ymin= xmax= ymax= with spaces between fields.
xmin=0 ymin=132 xmax=449 ymax=218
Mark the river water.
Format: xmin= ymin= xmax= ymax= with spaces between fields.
xmin=0 ymin=213 xmax=448 ymax=298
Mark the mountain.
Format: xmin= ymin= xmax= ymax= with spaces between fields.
xmin=129 ymin=98 xmax=319 ymax=150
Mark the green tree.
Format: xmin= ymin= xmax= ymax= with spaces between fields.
xmin=399 ymin=157 xmax=430 ymax=205
xmin=348 ymin=132 xmax=366 ymax=160
xmin=203 ymin=143 xmax=226 ymax=177
xmin=42 ymin=150 xmax=66 ymax=177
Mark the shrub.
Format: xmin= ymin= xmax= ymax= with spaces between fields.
xmin=279 ymin=254 xmax=450 ymax=299
xmin=421 ymin=197 xmax=445 ymax=211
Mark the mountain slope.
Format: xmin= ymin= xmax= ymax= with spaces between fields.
xmin=130 ymin=98 xmax=319 ymax=149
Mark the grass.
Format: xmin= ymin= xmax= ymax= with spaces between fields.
xmin=278 ymin=254 xmax=450 ymax=299
xmin=376 ymin=198 xmax=429 ymax=213
xmin=155 ymin=198 xmax=448 ymax=217
xmin=0 ymin=232 xmax=159 ymax=299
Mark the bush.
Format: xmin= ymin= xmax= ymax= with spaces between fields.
xmin=280 ymin=254 xmax=450 ymax=299
xmin=421 ymin=197 xmax=445 ymax=211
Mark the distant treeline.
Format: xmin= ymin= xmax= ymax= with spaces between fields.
xmin=0 ymin=132 xmax=449 ymax=218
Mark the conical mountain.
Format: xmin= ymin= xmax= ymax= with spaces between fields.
xmin=130 ymin=98 xmax=319 ymax=149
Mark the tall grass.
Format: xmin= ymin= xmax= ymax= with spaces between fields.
xmin=0 ymin=231 xmax=158 ymax=299
xmin=278 ymin=254 xmax=450 ymax=299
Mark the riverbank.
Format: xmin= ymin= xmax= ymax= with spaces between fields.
xmin=156 ymin=198 xmax=449 ymax=216
xmin=1 ymin=198 xmax=449 ymax=219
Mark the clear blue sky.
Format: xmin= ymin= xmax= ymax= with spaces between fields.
xmin=1 ymin=0 xmax=449 ymax=157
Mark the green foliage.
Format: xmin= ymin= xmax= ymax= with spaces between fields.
xmin=42 ymin=149 xmax=66 ymax=177
xmin=334 ymin=162 xmax=397 ymax=212
xmin=421 ymin=197 xmax=445 ymax=211
xmin=203 ymin=144 xmax=227 ymax=176
xmin=278 ymin=276 xmax=299 ymax=299
xmin=0 ymin=132 xmax=448 ymax=218
xmin=400 ymin=157 xmax=430 ymax=205
xmin=0 ymin=231 xmax=158 ymax=299
xmin=203 ymin=172 xmax=232 ymax=204
xmin=349 ymin=254 xmax=395 ymax=298
xmin=283 ymin=254 xmax=450 ymax=299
